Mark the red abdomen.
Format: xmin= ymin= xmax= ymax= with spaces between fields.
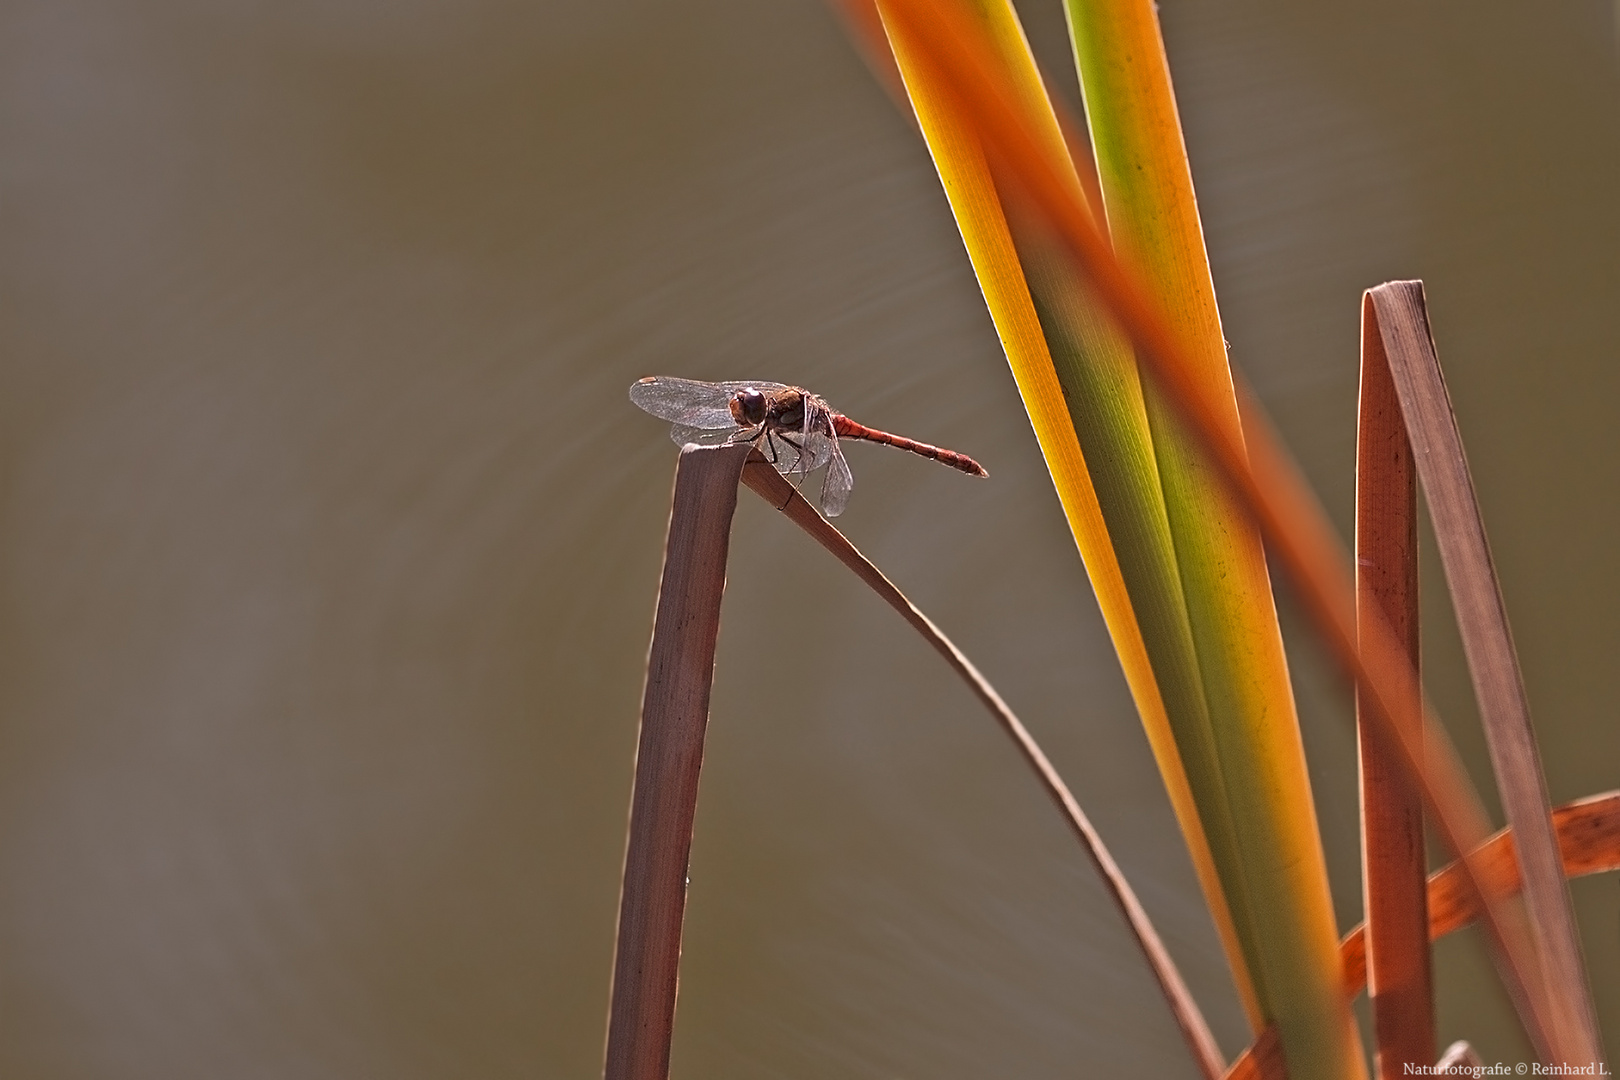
xmin=830 ymin=414 xmax=988 ymax=477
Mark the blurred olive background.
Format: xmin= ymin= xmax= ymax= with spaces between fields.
xmin=1 ymin=1 xmax=1616 ymax=1076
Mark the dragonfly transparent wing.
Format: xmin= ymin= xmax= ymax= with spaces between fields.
xmin=668 ymin=422 xmax=747 ymax=448
xmin=759 ymin=401 xmax=848 ymax=514
xmin=758 ymin=426 xmax=835 ymax=474
xmin=776 ymin=399 xmax=837 ymax=470
xmin=818 ymin=439 xmax=853 ymax=517
xmin=628 ymin=376 xmax=790 ymax=430
xmin=629 ymin=376 xmax=732 ymax=428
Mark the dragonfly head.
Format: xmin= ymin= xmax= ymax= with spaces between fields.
xmin=729 ymin=388 xmax=767 ymax=426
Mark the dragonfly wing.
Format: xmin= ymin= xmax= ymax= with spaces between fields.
xmin=758 ymin=430 xmax=797 ymax=475
xmin=629 ymin=376 xmax=737 ymax=429
xmin=669 ymin=422 xmax=744 ymax=448
xmin=713 ymin=380 xmax=792 ymax=396
xmin=819 ymin=442 xmax=853 ymax=517
xmin=796 ymin=430 xmax=836 ymax=471
xmin=629 ymin=376 xmax=794 ymax=429
xmin=760 ymin=428 xmax=834 ymax=479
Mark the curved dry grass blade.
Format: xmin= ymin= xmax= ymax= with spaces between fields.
xmin=605 ymin=443 xmax=753 ymax=1080
xmin=1340 ymin=791 xmax=1620 ymax=998
xmin=739 ymin=456 xmax=1226 ymax=1080
xmin=1356 ymin=293 xmax=1434 ymax=1069
xmin=1365 ymin=281 xmax=1603 ymax=1065
xmin=869 ymin=0 xmax=1557 ymax=1057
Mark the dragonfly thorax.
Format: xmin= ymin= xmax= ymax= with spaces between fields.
xmin=728 ymin=387 xmax=807 ymax=431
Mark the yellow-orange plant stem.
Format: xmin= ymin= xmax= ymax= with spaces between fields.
xmin=870 ymin=0 xmax=1558 ymax=1057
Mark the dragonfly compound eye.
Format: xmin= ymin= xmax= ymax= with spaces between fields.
xmin=729 ymin=389 xmax=767 ymax=425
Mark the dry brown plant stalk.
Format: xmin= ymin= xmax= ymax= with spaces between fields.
xmin=740 ymin=457 xmax=1226 ymax=1079
xmin=1356 ymin=287 xmax=1435 ymax=1070
xmin=604 ymin=443 xmax=753 ymax=1080
xmin=1365 ymin=282 xmax=1601 ymax=1062
xmin=606 ymin=441 xmax=1225 ymax=1079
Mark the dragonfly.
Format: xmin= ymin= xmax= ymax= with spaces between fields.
xmin=629 ymin=376 xmax=987 ymax=517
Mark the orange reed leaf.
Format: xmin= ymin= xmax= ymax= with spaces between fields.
xmin=870 ymin=0 xmax=1559 ymax=1057
xmin=1340 ymin=791 xmax=1620 ymax=998
xmin=1222 ymin=1024 xmax=1285 ymax=1080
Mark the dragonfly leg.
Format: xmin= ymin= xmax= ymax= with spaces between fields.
xmin=777 ymin=432 xmax=812 ymax=481
xmin=762 ymin=430 xmax=816 ymax=503
xmin=761 ymin=430 xmax=783 ymax=466
xmin=725 ymin=424 xmax=766 ymax=450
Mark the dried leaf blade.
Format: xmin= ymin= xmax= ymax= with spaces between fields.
xmin=1367 ymin=281 xmax=1602 ymax=1065
xmin=605 ymin=443 xmax=753 ymax=1080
